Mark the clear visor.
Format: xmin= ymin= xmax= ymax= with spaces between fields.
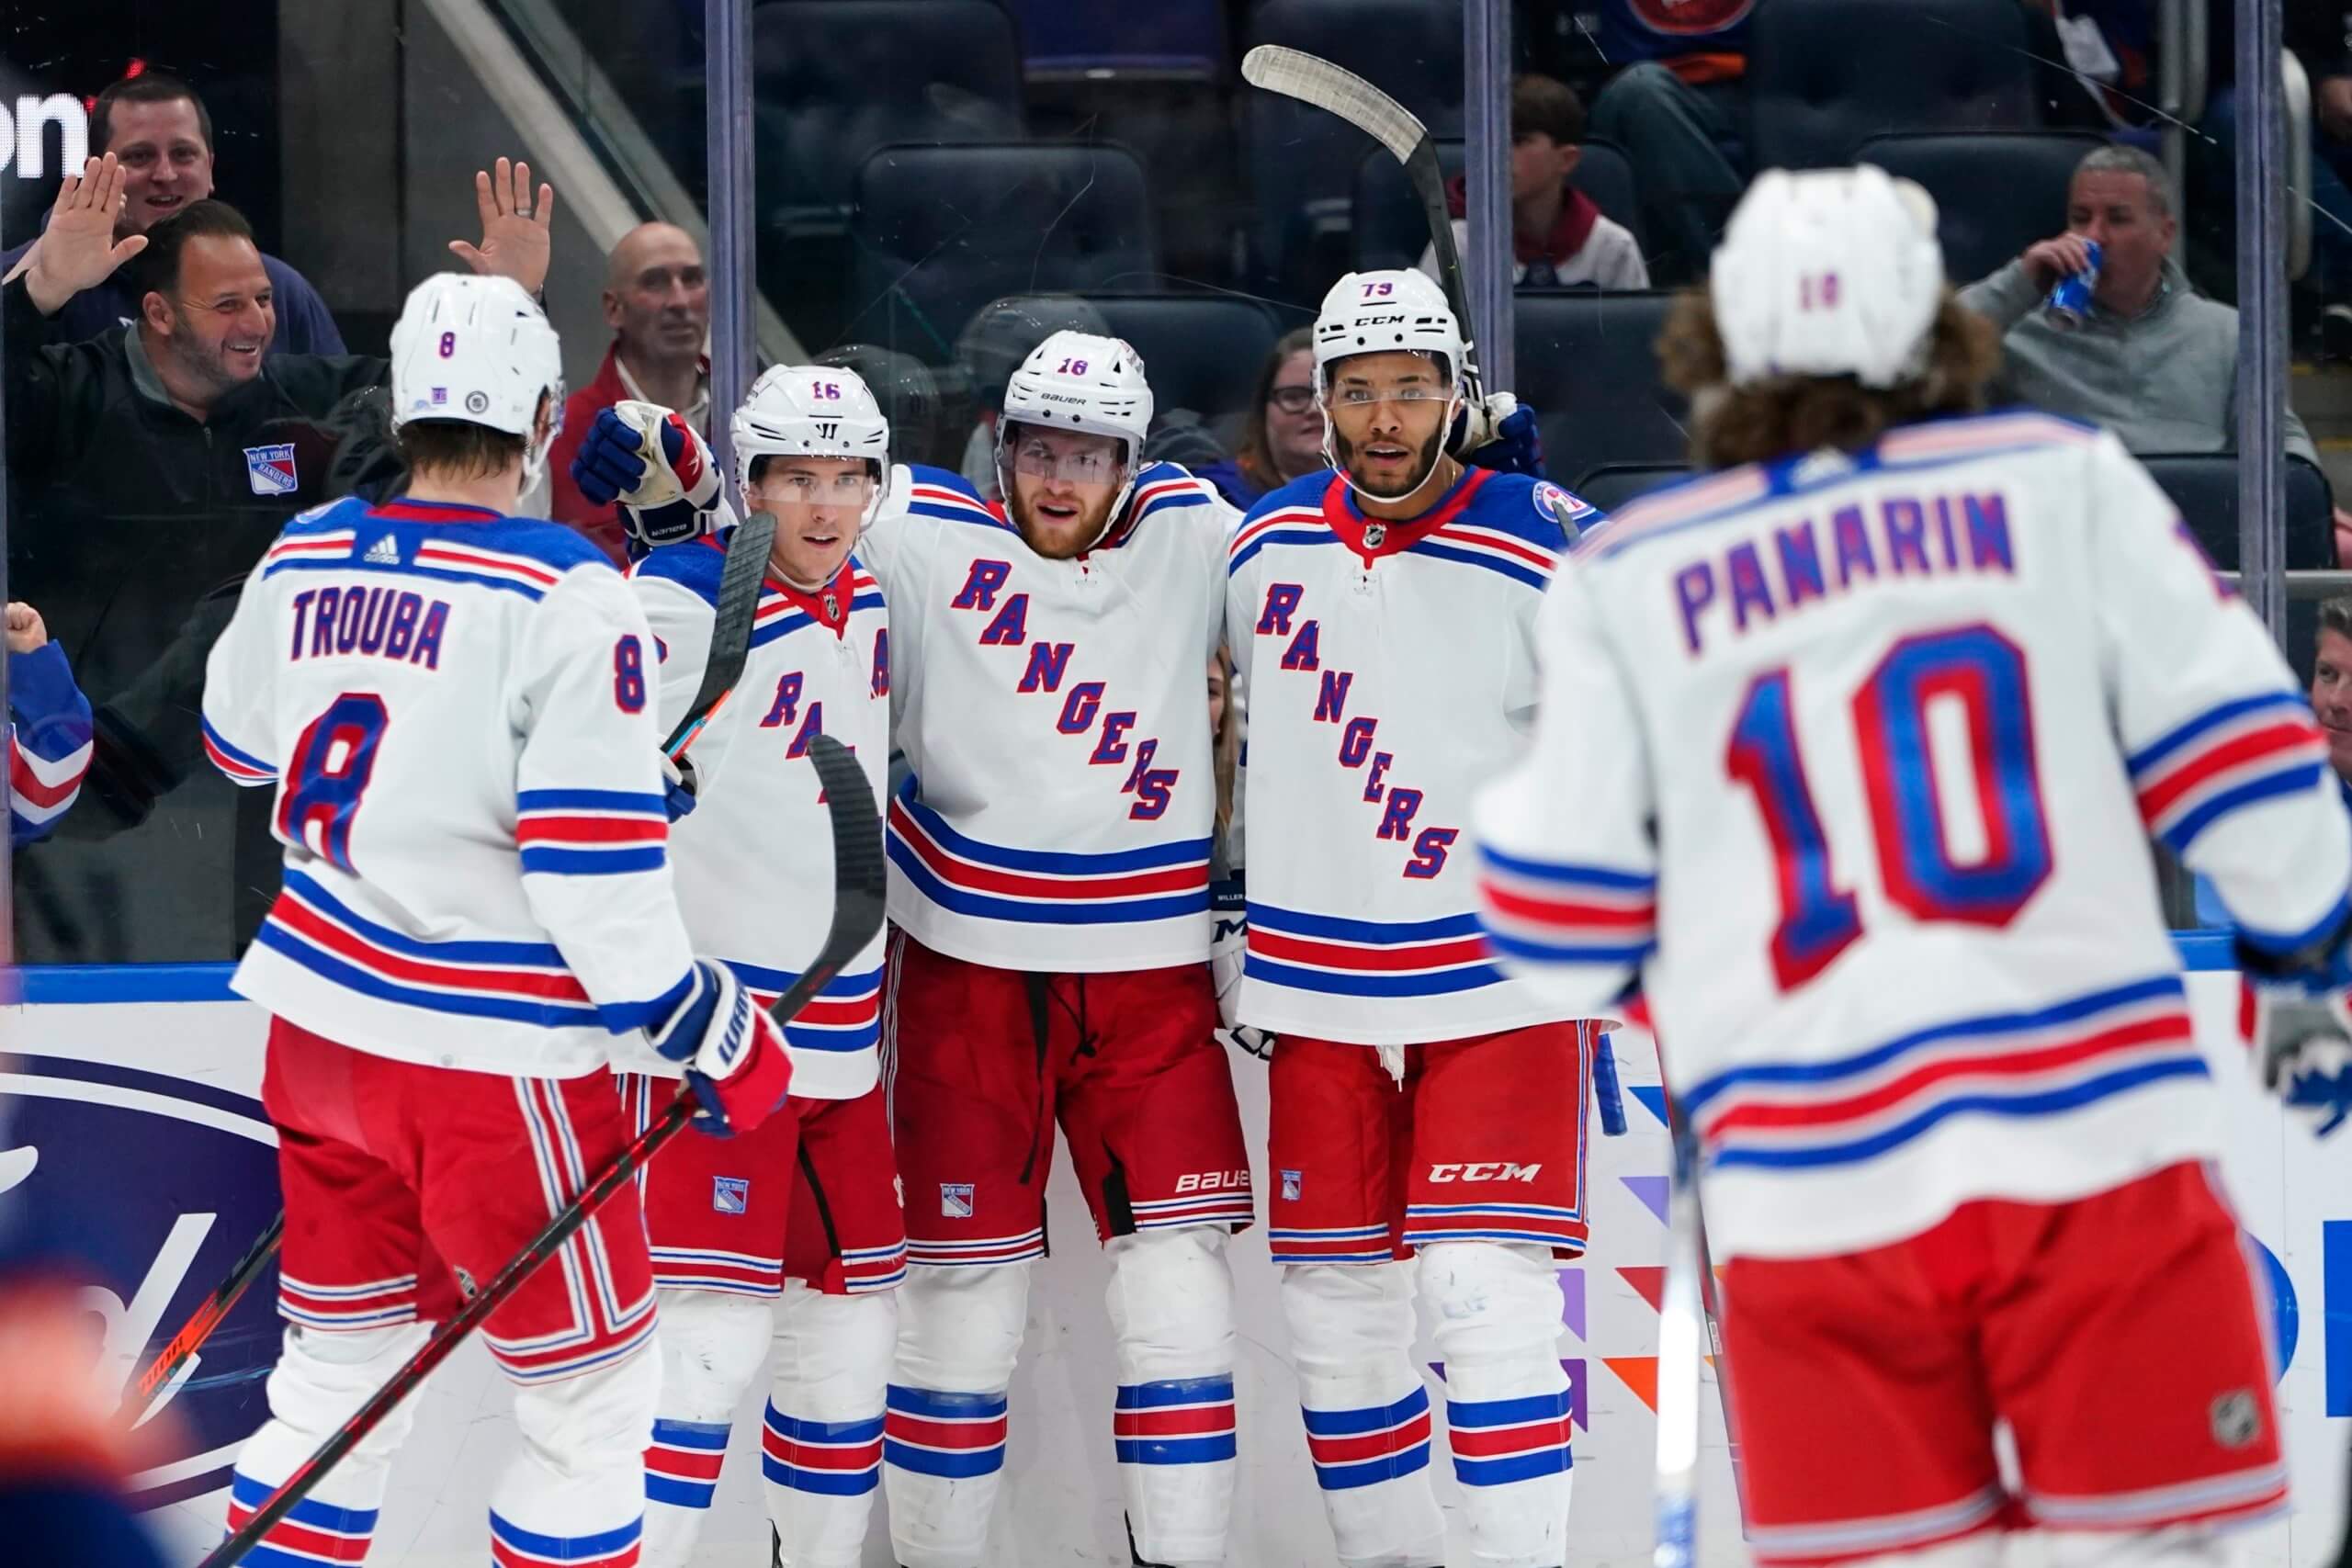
xmin=1324 ymin=383 xmax=1451 ymax=410
xmin=1007 ymin=432 xmax=1128 ymax=486
xmin=750 ymin=466 xmax=879 ymax=510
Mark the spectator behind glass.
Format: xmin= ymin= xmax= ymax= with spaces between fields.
xmin=545 ymin=221 xmax=711 ymax=562
xmin=1957 ymin=144 xmax=2323 ymax=466
xmin=1419 ymin=74 xmax=1648 ymax=292
xmin=1580 ymin=0 xmax=1752 ymax=282
xmin=0 ymin=70 xmax=345 ymax=356
xmin=2314 ymin=598 xmax=2352 ymax=805
xmin=1198 ymin=328 xmax=1326 ymax=510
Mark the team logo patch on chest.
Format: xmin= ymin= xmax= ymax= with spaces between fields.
xmin=941 ymin=1181 xmax=976 ymax=1218
xmin=244 ymin=443 xmax=299 ymax=496
xmin=712 ymin=1176 xmax=751 ymax=1214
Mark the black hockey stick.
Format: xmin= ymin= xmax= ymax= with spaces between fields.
xmin=1240 ymin=44 xmax=1483 ymax=399
xmin=130 ymin=1211 xmax=283 ymax=1424
xmin=661 ymin=507 xmax=779 ymax=764
xmin=202 ymin=734 xmax=887 ymax=1568
xmin=141 ymin=520 xmax=782 ymax=1425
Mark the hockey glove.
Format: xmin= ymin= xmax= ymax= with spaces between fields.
xmin=646 ymin=960 xmax=792 ymax=1136
xmin=571 ymin=401 xmax=719 ymax=550
xmin=1449 ymin=391 xmax=1546 ymax=478
xmin=2242 ymin=978 xmax=2352 ymax=1137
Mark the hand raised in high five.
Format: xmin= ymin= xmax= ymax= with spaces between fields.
xmin=447 ymin=156 xmax=556 ymax=299
xmin=25 ymin=154 xmax=150 ymax=317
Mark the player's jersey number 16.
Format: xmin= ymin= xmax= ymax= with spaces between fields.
xmin=1725 ymin=622 xmax=2052 ymax=993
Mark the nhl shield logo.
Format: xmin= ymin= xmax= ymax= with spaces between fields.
xmin=712 ymin=1176 xmax=750 ymax=1214
xmin=941 ymin=1182 xmax=975 ymax=1219
xmin=243 ymin=443 xmax=299 ymax=496
xmin=1280 ymin=1168 xmax=1304 ymax=1202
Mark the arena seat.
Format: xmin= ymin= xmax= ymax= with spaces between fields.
xmin=1351 ymin=138 xmax=1645 ymax=274
xmin=1085 ymin=293 xmax=1285 ymax=426
xmin=1512 ymin=291 xmax=1688 ymax=483
xmin=1855 ymin=130 xmax=2109 ymax=285
xmin=1001 ymin=0 xmax=1224 ymax=81
xmin=2133 ymin=453 xmax=2335 ymax=686
xmin=753 ymin=0 xmax=1024 ymax=239
xmin=850 ymin=143 xmax=1159 ymax=363
xmin=1747 ymin=0 xmax=2041 ymax=172
xmin=1242 ymin=0 xmax=1464 ymax=299
xmin=1571 ymin=461 xmax=1694 ymax=515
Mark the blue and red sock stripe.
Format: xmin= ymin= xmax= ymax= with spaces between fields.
xmin=1114 ymin=1375 xmax=1238 ymax=1466
xmin=489 ymin=1507 xmax=641 ymax=1568
xmin=225 ymin=1471 xmax=377 ymax=1566
xmin=763 ymin=1404 xmax=886 ymax=1495
xmin=643 ymin=1416 xmax=730 ymax=1509
xmin=883 ymin=1385 xmax=1009 ymax=1479
xmin=1446 ymin=1390 xmax=1573 ymax=1487
xmin=1302 ymin=1386 xmax=1434 ymax=1491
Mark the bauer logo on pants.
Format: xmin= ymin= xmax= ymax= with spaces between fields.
xmin=243 ymin=443 xmax=298 ymax=496
xmin=941 ymin=1182 xmax=975 ymax=1218
xmin=712 ymin=1176 xmax=749 ymax=1214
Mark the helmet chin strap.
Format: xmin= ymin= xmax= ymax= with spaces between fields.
xmin=1317 ymin=386 xmax=1464 ymax=510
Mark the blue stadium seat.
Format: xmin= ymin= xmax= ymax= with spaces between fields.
xmin=1243 ymin=0 xmax=1464 ymax=299
xmin=1086 ymin=293 xmax=1286 ymax=425
xmin=1747 ymin=0 xmax=2040 ymax=172
xmin=753 ymin=0 xmax=1024 ymax=241
xmin=1001 ymin=0 xmax=1225 ymax=81
xmin=2140 ymin=453 xmax=2336 ymax=573
xmin=1352 ymin=138 xmax=1645 ymax=274
xmin=1856 ymin=131 xmax=2109 ymax=285
xmin=1513 ymin=291 xmax=1688 ymax=483
xmin=851 ymin=143 xmax=1159 ymax=363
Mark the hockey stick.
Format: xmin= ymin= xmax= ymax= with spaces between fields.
xmin=1240 ymin=44 xmax=1482 ymax=398
xmin=201 ymin=734 xmax=887 ymax=1568
xmin=135 ymin=518 xmax=782 ymax=1426
xmin=660 ymin=507 xmax=779 ymax=763
xmin=129 ymin=1211 xmax=283 ymax=1425
xmin=1654 ymin=1125 xmax=1705 ymax=1568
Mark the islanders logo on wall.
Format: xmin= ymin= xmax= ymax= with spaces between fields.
xmin=2 ymin=1054 xmax=283 ymax=1508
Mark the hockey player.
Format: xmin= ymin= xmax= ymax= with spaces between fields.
xmin=1225 ymin=266 xmax=1603 ymax=1568
xmin=7 ymin=601 xmax=93 ymax=845
xmin=200 ymin=270 xmax=791 ymax=1567
xmin=582 ymin=332 xmax=1252 ymax=1568
xmin=1476 ymin=164 xmax=2352 ymax=1566
xmin=575 ymin=368 xmax=899 ymax=1568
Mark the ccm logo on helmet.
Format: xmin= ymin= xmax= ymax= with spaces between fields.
xmin=1173 ymin=1169 xmax=1252 ymax=1193
xmin=1356 ymin=313 xmax=1408 ymax=328
xmin=1428 ymin=1162 xmax=1543 ymax=1184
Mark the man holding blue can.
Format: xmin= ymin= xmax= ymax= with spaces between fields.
xmin=1955 ymin=143 xmax=2321 ymax=466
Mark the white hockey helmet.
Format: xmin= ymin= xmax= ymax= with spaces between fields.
xmin=733 ymin=363 xmax=893 ymax=522
xmin=388 ymin=273 xmax=564 ymax=484
xmin=1711 ymin=164 xmax=1946 ymax=389
xmin=994 ymin=329 xmax=1154 ymax=538
xmin=1311 ymin=267 xmax=1467 ymax=390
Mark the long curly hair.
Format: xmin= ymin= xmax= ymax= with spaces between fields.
xmin=1655 ymin=287 xmax=2003 ymax=469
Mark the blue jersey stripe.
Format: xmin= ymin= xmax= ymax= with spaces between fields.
xmin=1246 ymin=902 xmax=1483 ymax=943
xmin=2127 ymin=691 xmax=2309 ymax=777
xmin=896 ymin=777 xmax=1209 ymax=874
xmin=260 ymin=554 xmax=549 ymax=602
xmin=518 ymin=788 xmax=668 ymax=814
xmin=889 ymin=840 xmax=1208 ymax=925
xmin=1403 ymin=537 xmax=1550 ymax=591
xmin=280 ymin=869 xmax=566 ymax=966
xmin=1244 ymin=954 xmax=1508 ymax=998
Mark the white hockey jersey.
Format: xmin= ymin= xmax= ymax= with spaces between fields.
xmin=1226 ymin=466 xmax=1599 ymax=1044
xmin=201 ymin=495 xmax=696 ymax=1076
xmin=861 ymin=462 xmax=1232 ymax=973
xmin=621 ymin=530 xmax=890 ymax=1100
xmin=1475 ymin=412 xmax=2352 ymax=1260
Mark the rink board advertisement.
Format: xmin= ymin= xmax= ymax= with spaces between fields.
xmin=4 ymin=950 xmax=2346 ymax=1567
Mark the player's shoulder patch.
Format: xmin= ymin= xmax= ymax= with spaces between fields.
xmin=284 ymin=495 xmax=365 ymax=534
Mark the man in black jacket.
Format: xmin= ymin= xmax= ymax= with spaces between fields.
xmin=5 ymin=152 xmax=554 ymax=961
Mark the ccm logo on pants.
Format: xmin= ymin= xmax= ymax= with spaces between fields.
xmin=1426 ymin=1163 xmax=1543 ymax=1183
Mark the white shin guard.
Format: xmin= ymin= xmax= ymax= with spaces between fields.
xmin=640 ymin=1290 xmax=777 ymax=1568
xmin=764 ymin=1280 xmax=897 ymax=1568
xmin=1105 ymin=1227 xmax=1240 ymax=1567
xmin=885 ymin=1262 xmax=1031 ymax=1568
xmin=228 ymin=1322 xmax=432 ymax=1558
xmin=1282 ymin=1261 xmax=1448 ymax=1568
xmin=1418 ymin=1242 xmax=1574 ymax=1568
xmin=494 ymin=1336 xmax=663 ymax=1564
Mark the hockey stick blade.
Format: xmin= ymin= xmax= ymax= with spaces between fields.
xmin=661 ymin=508 xmax=778 ymax=760
xmin=203 ymin=734 xmax=884 ymax=1568
xmin=1238 ymin=46 xmax=1479 ymax=392
xmin=132 ymin=1211 xmax=284 ymax=1420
